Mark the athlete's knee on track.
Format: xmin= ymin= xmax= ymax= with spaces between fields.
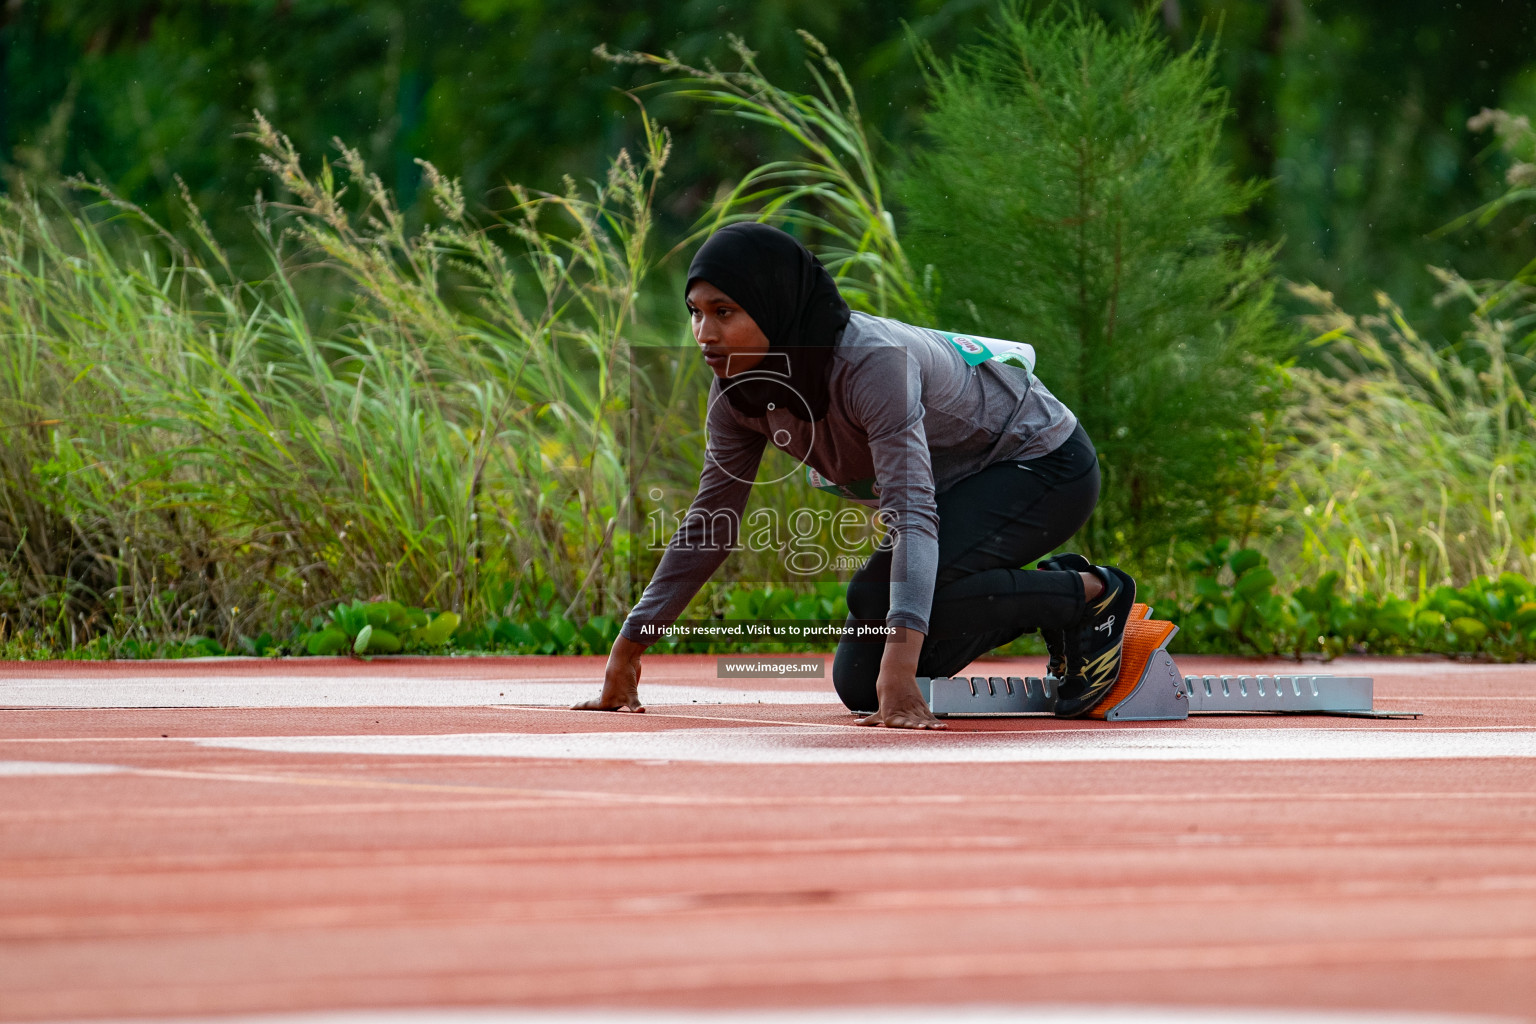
xmin=831 ymin=637 xmax=879 ymax=714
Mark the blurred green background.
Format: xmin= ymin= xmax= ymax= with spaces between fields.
xmin=3 ymin=0 xmax=1535 ymax=660
xmin=10 ymin=0 xmax=1535 ymax=322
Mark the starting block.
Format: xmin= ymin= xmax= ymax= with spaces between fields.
xmin=917 ymin=604 xmax=1420 ymax=721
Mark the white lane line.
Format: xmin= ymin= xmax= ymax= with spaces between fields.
xmin=0 ymin=760 xmax=125 ymax=776
xmin=0 ymin=678 xmax=840 ymax=708
xmin=189 ymin=727 xmax=1536 ymax=765
xmin=1383 ymin=695 xmax=1536 ymax=700
xmin=19 ymin=1007 xmax=1514 ymax=1024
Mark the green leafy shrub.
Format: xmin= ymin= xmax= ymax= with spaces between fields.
xmin=1166 ymin=541 xmax=1536 ymax=661
xmin=11 ymin=567 xmax=1536 ymax=662
xmin=298 ymin=600 xmax=462 ymax=657
xmin=467 ymin=614 xmax=618 ymax=657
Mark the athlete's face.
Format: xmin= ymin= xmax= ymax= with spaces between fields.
xmin=687 ymin=280 xmax=771 ymax=378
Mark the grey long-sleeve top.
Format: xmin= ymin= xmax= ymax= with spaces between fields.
xmin=619 ymin=312 xmax=1078 ymax=642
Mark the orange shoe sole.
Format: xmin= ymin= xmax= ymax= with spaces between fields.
xmin=1086 ymin=604 xmax=1178 ymax=720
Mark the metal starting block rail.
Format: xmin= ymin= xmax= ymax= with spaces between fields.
xmin=917 ymin=604 xmax=1421 ymax=722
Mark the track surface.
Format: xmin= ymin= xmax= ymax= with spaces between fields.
xmin=3 ymin=653 xmax=1535 ymax=1022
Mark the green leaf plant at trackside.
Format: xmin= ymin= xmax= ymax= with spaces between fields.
xmin=897 ymin=1 xmax=1292 ymax=564
xmin=298 ymin=600 xmax=461 ymax=658
xmin=1164 ymin=541 xmax=1536 ymax=661
xmin=5 ymin=570 xmax=1536 ymax=661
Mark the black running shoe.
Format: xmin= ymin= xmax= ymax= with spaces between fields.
xmin=1036 ymin=552 xmax=1092 ymax=681
xmin=1054 ymin=564 xmax=1137 ymax=718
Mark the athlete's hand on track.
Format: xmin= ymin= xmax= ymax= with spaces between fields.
xmin=857 ymin=626 xmax=946 ymax=730
xmin=572 ymin=634 xmax=646 ymax=713
xmin=858 ymin=672 xmax=946 ymax=729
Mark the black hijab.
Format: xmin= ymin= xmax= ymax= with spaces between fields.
xmin=687 ymin=222 xmax=850 ymax=421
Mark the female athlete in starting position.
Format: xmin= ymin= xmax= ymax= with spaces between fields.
xmin=575 ymin=222 xmax=1135 ymax=729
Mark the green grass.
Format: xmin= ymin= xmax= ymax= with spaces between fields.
xmin=0 ymin=113 xmax=670 ymax=652
xmin=1277 ymin=276 xmax=1536 ymax=596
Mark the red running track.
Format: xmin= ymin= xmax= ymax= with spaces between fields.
xmin=2 ymin=652 xmax=1535 ymax=1021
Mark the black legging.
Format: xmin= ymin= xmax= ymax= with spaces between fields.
xmin=831 ymin=422 xmax=1100 ymax=713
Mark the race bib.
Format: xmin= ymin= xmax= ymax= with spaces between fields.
xmin=806 ymin=465 xmax=879 ymax=502
xmin=938 ymin=331 xmax=1037 ymax=372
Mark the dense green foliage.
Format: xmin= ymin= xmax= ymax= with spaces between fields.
xmin=4 ymin=0 xmax=985 ymax=267
xmin=299 ymin=600 xmax=461 ymax=657
xmin=1 ymin=3 xmax=1534 ymax=661
xmin=9 ymin=1 xmax=1535 ymax=326
xmin=1168 ymin=543 xmax=1536 ymax=661
xmin=901 ymin=5 xmax=1285 ymax=551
